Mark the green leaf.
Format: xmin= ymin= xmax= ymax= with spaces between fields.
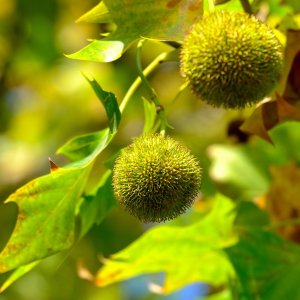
xmin=142 ymin=97 xmax=157 ymax=133
xmin=209 ymin=122 xmax=300 ymax=200
xmin=57 ymin=80 xmax=121 ymax=162
xmin=77 ymin=2 xmax=111 ymax=23
xmin=226 ymin=229 xmax=300 ymax=300
xmin=79 ymin=169 xmax=116 ymax=237
xmin=57 ymin=129 xmax=110 ymax=162
xmin=68 ymin=0 xmax=203 ymax=62
xmin=0 ymin=85 xmax=120 ymax=279
xmin=208 ymin=145 xmax=270 ymax=198
xmin=57 ymin=83 xmax=121 ymax=162
xmin=234 ymin=201 xmax=269 ymax=229
xmin=103 ymin=0 xmax=203 ymax=41
xmin=0 ymin=261 xmax=40 ymax=292
xmin=95 ymin=194 xmax=237 ymax=293
xmin=66 ymin=40 xmax=125 ymax=63
xmin=84 ymin=76 xmax=121 ymax=133
xmin=0 ymin=166 xmax=91 ymax=273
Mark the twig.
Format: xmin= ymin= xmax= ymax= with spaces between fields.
xmin=119 ymin=51 xmax=169 ymax=115
xmin=239 ymin=0 xmax=253 ymax=14
xmin=135 ymin=39 xmax=168 ymax=134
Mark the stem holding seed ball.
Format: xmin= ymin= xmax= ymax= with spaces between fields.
xmin=239 ymin=0 xmax=253 ymax=14
xmin=136 ymin=39 xmax=168 ymax=135
xmin=119 ymin=51 xmax=169 ymax=114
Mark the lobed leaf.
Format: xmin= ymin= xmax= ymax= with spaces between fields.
xmin=1 ymin=86 xmax=121 ymax=275
xmin=68 ymin=0 xmax=203 ymax=62
xmin=0 ymin=166 xmax=91 ymax=273
xmin=95 ymin=194 xmax=237 ymax=294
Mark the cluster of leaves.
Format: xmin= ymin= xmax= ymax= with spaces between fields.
xmin=1 ymin=0 xmax=300 ymax=299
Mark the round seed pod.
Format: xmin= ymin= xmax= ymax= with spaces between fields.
xmin=113 ymin=134 xmax=202 ymax=222
xmin=180 ymin=10 xmax=284 ymax=108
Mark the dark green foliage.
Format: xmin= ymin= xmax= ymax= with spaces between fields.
xmin=226 ymin=229 xmax=300 ymax=299
xmin=180 ymin=10 xmax=284 ymax=108
xmin=113 ymin=134 xmax=202 ymax=222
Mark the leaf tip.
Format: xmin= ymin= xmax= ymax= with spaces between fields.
xmin=49 ymin=157 xmax=60 ymax=172
xmin=65 ymin=40 xmax=125 ymax=63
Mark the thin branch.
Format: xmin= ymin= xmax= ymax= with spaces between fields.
xmin=119 ymin=51 xmax=169 ymax=114
xmin=239 ymin=0 xmax=253 ymax=14
xmin=135 ymin=39 xmax=168 ymax=134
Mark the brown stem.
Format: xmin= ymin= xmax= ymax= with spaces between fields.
xmin=239 ymin=0 xmax=253 ymax=14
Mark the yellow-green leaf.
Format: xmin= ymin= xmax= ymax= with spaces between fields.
xmin=57 ymin=129 xmax=110 ymax=162
xmin=76 ymin=2 xmax=111 ymax=23
xmin=0 ymin=166 xmax=91 ymax=273
xmin=95 ymin=194 xmax=237 ymax=294
xmin=0 ymin=261 xmax=40 ymax=292
xmin=68 ymin=0 xmax=203 ymax=62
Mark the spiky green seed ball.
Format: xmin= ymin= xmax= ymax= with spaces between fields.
xmin=180 ymin=10 xmax=284 ymax=108
xmin=113 ymin=134 xmax=202 ymax=223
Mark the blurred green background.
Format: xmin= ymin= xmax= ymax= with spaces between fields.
xmin=0 ymin=0 xmax=284 ymax=299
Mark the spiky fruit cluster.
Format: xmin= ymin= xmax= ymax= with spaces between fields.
xmin=113 ymin=134 xmax=202 ymax=223
xmin=180 ymin=10 xmax=283 ymax=108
